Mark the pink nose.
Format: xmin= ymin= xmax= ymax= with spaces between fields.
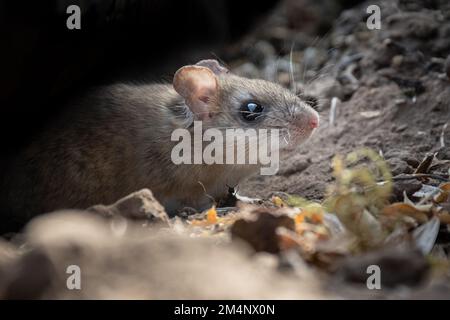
xmin=310 ymin=116 xmax=319 ymax=129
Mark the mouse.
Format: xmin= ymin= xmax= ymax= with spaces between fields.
xmin=0 ymin=59 xmax=319 ymax=231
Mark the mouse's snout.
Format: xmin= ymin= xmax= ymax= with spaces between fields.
xmin=295 ymin=106 xmax=319 ymax=130
xmin=287 ymin=105 xmax=319 ymax=143
xmin=309 ymin=113 xmax=319 ymax=129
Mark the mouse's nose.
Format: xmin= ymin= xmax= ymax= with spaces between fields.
xmin=309 ymin=113 xmax=319 ymax=129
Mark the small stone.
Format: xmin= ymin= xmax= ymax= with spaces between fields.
xmin=277 ymin=72 xmax=291 ymax=87
xmin=279 ymin=161 xmax=310 ymax=176
xmin=231 ymin=206 xmax=295 ymax=254
xmin=88 ymin=189 xmax=169 ymax=224
xmin=402 ymin=156 xmax=420 ymax=168
xmin=387 ymin=158 xmax=414 ymax=176
xmin=391 ymin=55 xmax=404 ymax=67
xmin=247 ymin=41 xmax=276 ymax=66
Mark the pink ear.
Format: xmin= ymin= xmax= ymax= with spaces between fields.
xmin=173 ymin=65 xmax=218 ymax=121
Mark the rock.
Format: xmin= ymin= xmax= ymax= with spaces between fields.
xmin=231 ymin=206 xmax=295 ymax=253
xmin=0 ymin=249 xmax=55 ymax=299
xmin=246 ymin=41 xmax=276 ymax=66
xmin=3 ymin=211 xmax=326 ymax=299
xmin=386 ymin=12 xmax=439 ymax=40
xmin=391 ymin=55 xmax=404 ymax=68
xmin=334 ymin=247 xmax=429 ymax=288
xmin=402 ymin=156 xmax=420 ymax=168
xmin=398 ymin=0 xmax=428 ymax=12
xmin=232 ymin=62 xmax=261 ymax=79
xmin=279 ymin=160 xmax=310 ymax=176
xmin=88 ymin=189 xmax=169 ymax=225
xmin=370 ymin=40 xmax=405 ymax=69
xmin=390 ymin=179 xmax=422 ymax=202
xmin=386 ymin=158 xmax=415 ymax=176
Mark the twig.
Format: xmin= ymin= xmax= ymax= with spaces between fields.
xmin=197 ymin=181 xmax=216 ymax=204
xmin=392 ymin=173 xmax=449 ymax=182
xmin=289 ymin=41 xmax=296 ymax=94
xmin=414 ymin=152 xmax=436 ymax=174
xmin=329 ymin=97 xmax=340 ymax=126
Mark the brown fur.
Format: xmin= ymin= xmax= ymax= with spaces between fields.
xmin=0 ymin=66 xmax=318 ymax=231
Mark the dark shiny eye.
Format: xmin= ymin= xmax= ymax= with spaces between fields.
xmin=240 ymin=102 xmax=264 ymax=121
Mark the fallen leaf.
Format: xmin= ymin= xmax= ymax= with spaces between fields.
xmin=434 ymin=182 xmax=450 ymax=203
xmin=272 ymin=196 xmax=285 ymax=207
xmin=412 ymin=216 xmax=440 ymax=254
xmin=438 ymin=212 xmax=450 ymax=224
xmin=382 ymin=203 xmax=429 ymax=223
xmin=414 ymin=153 xmax=436 ymax=174
xmin=206 ymin=206 xmax=218 ymax=224
xmin=413 ymin=184 xmax=440 ymax=198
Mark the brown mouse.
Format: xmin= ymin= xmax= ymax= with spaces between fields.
xmin=0 ymin=59 xmax=319 ymax=230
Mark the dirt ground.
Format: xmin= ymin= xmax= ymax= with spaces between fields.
xmin=0 ymin=0 xmax=449 ymax=299
xmin=237 ymin=0 xmax=450 ymax=202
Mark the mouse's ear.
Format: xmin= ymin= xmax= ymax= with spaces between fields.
xmin=173 ymin=65 xmax=218 ymax=121
xmin=195 ymin=59 xmax=229 ymax=75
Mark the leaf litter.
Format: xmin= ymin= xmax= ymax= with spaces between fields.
xmin=170 ymin=147 xmax=450 ymax=291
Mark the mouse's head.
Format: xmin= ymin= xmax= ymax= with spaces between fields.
xmin=173 ymin=59 xmax=319 ymax=147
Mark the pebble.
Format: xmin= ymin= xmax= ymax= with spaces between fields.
xmin=391 ymin=55 xmax=404 ymax=68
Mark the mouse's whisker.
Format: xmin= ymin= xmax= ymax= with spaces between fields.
xmin=206 ymin=126 xmax=243 ymax=131
xmin=255 ymin=115 xmax=285 ymax=125
xmin=260 ymin=112 xmax=290 ymax=125
xmin=298 ymin=30 xmax=333 ymax=85
xmin=288 ymin=105 xmax=295 ymax=118
xmin=305 ymin=63 xmax=337 ymax=86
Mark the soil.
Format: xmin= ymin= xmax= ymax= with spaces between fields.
xmin=236 ymin=0 xmax=450 ymax=202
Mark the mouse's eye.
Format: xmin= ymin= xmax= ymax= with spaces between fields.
xmin=240 ymin=102 xmax=264 ymax=121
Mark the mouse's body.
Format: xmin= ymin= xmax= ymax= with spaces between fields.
xmin=0 ymin=60 xmax=319 ymax=230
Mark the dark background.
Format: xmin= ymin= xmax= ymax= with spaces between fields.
xmin=0 ymin=0 xmax=279 ymax=156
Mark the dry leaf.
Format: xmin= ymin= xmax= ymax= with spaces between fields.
xmin=206 ymin=206 xmax=218 ymax=224
xmin=434 ymin=182 xmax=450 ymax=203
xmin=272 ymin=196 xmax=285 ymax=207
xmin=382 ymin=203 xmax=429 ymax=223
xmin=412 ymin=216 xmax=440 ymax=254
xmin=438 ymin=211 xmax=450 ymax=224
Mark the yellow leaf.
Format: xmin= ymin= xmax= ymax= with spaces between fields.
xmin=206 ymin=206 xmax=218 ymax=224
xmin=295 ymin=213 xmax=305 ymax=225
xmin=272 ymin=196 xmax=285 ymax=207
xmin=311 ymin=212 xmax=324 ymax=224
